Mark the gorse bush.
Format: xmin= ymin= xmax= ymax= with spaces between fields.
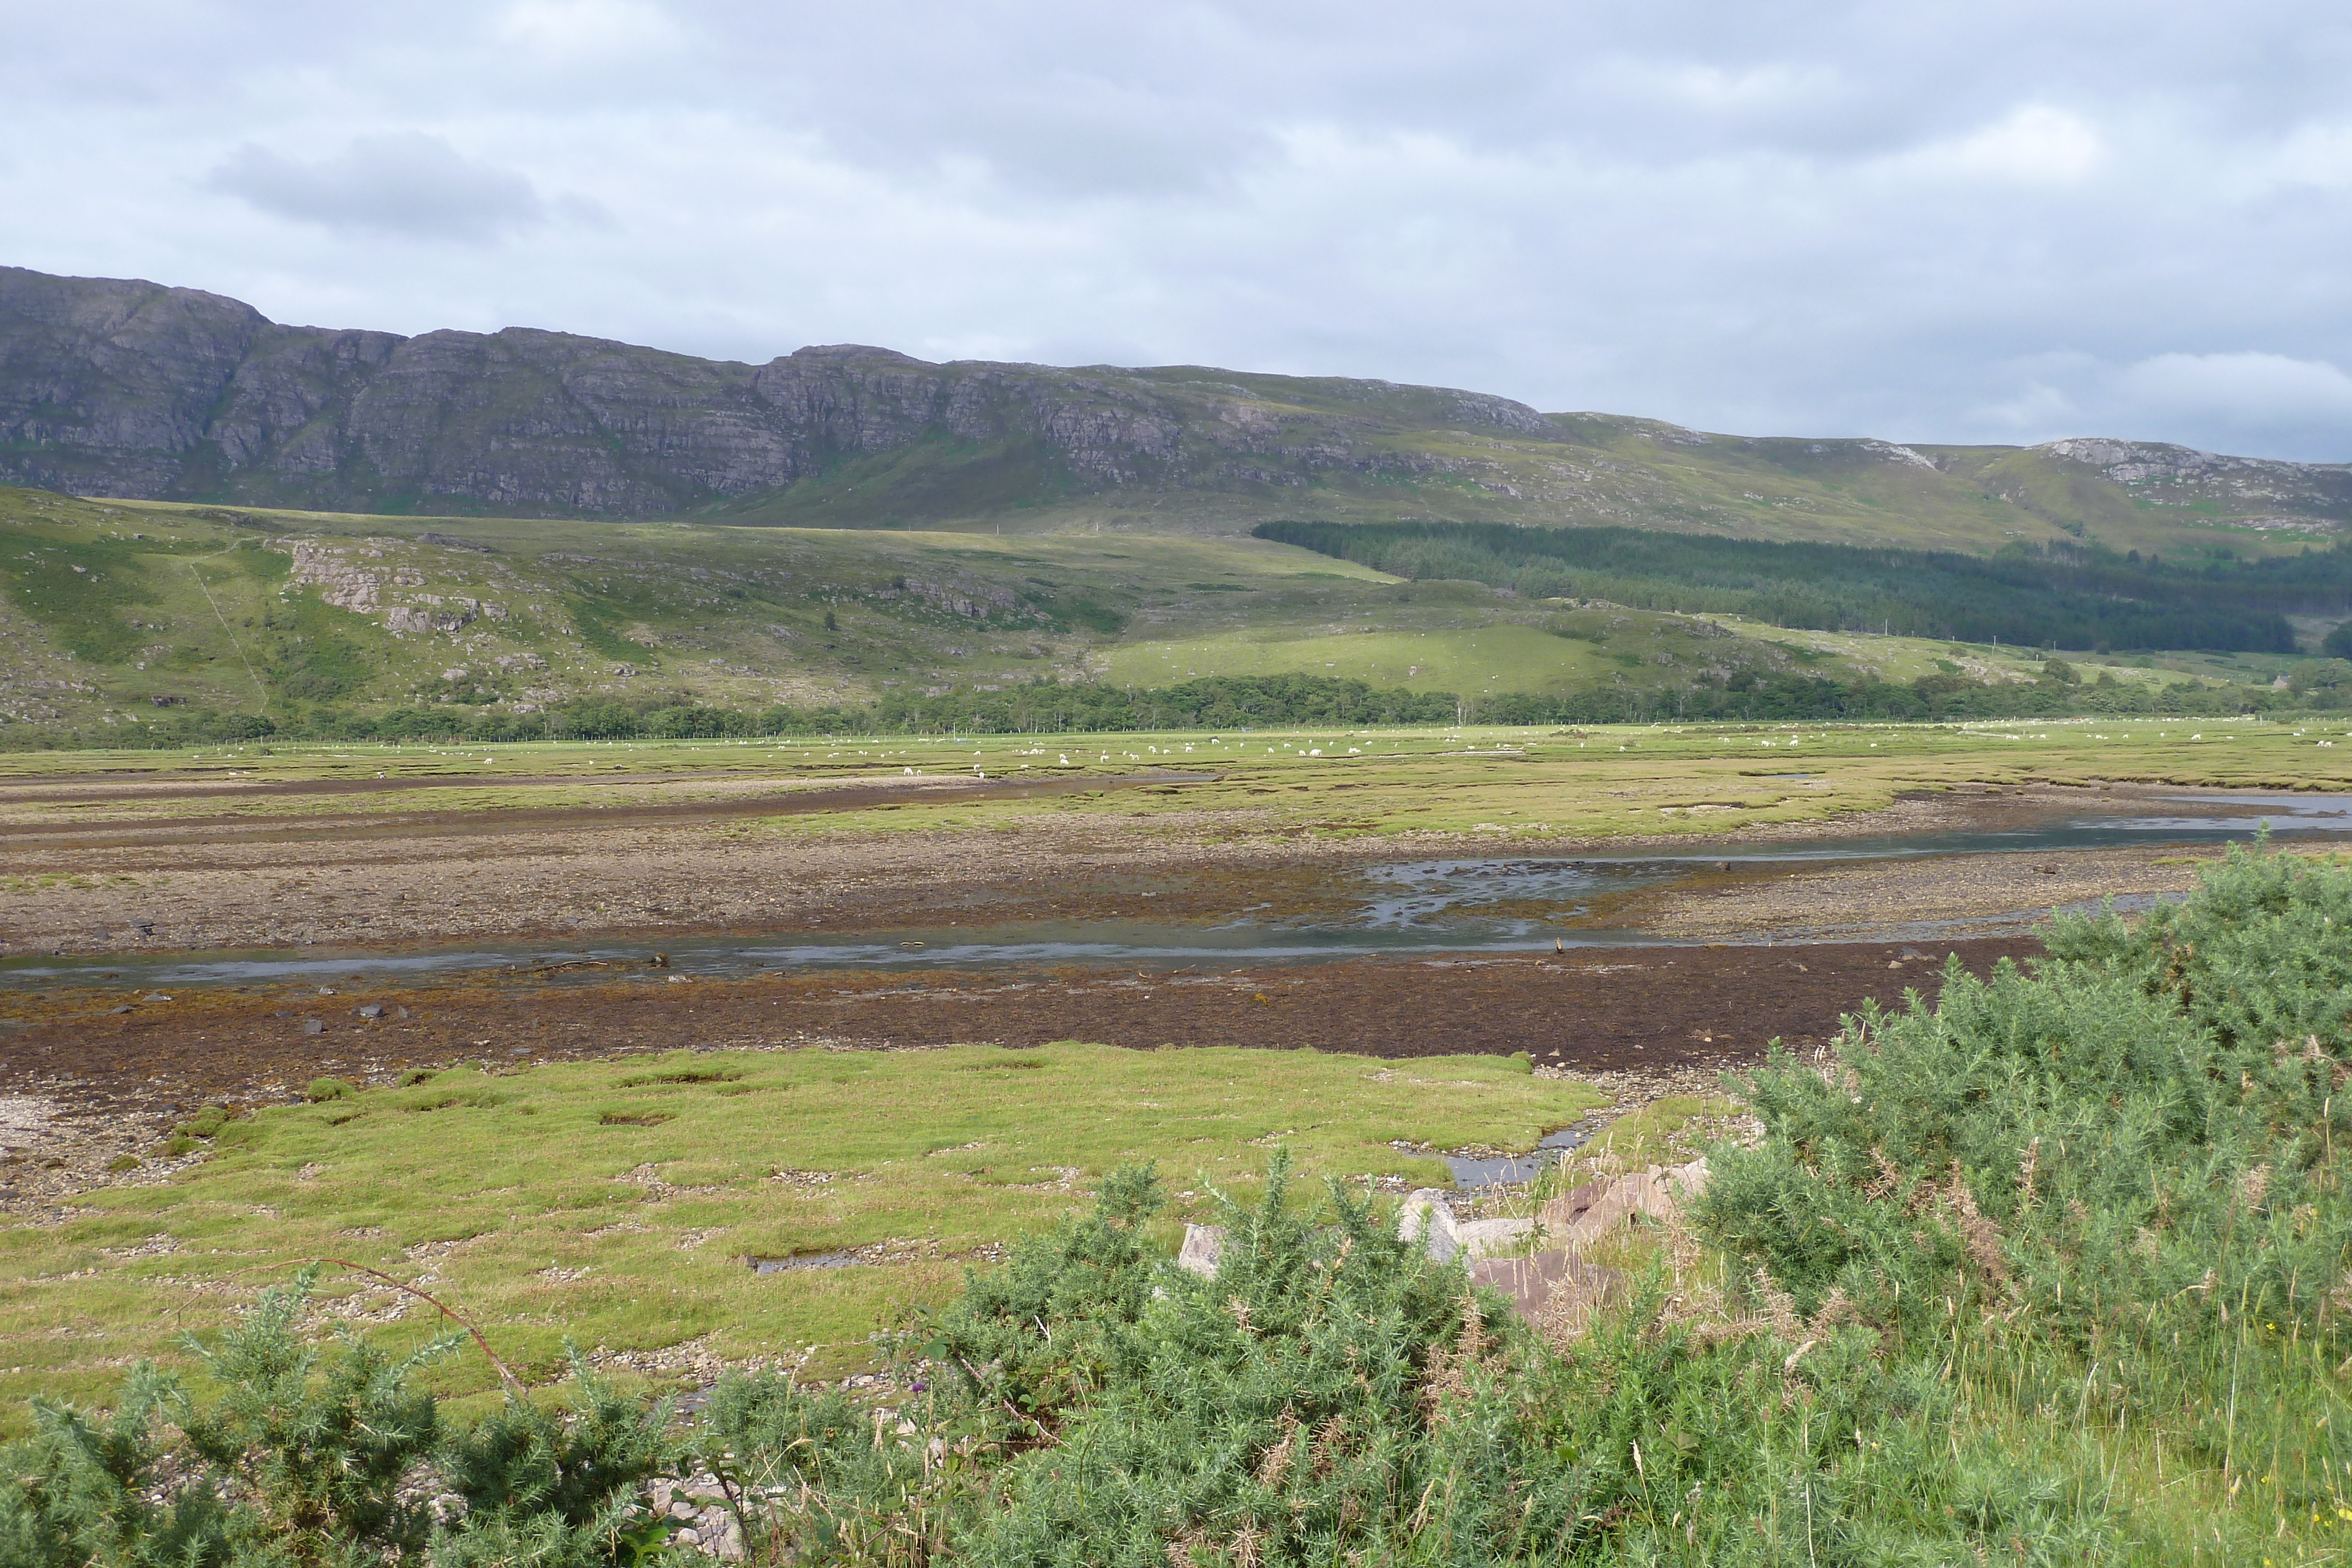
xmin=703 ymin=1157 xmax=2098 ymax=1564
xmin=430 ymin=1358 xmax=677 ymax=1568
xmin=0 ymin=1269 xmax=449 ymax=1568
xmin=9 ymin=844 xmax=2352 ymax=1562
xmin=0 ymin=1269 xmax=674 ymax=1568
xmin=956 ymin=1156 xmax=1481 ymax=1565
xmin=928 ymin=1162 xmax=1169 ymax=1421
xmin=1701 ymin=835 xmax=2352 ymax=1557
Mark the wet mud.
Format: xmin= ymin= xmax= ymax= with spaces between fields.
xmin=4 ymin=937 xmax=2036 ymax=1132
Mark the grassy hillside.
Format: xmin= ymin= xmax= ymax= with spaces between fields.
xmin=1 ymin=484 xmax=2323 ymax=742
xmin=714 ymin=409 xmax=2352 ymax=560
xmin=1257 ymin=519 xmax=2352 ymax=651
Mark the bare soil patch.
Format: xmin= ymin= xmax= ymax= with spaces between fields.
xmin=1627 ymin=844 xmax=2214 ymax=940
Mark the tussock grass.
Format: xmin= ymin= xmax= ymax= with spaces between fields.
xmin=0 ymin=1042 xmax=1597 ymax=1422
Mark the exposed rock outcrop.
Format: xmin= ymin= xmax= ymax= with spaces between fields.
xmin=0 ymin=268 xmax=1554 ymax=519
xmin=9 ymin=266 xmax=2344 ymax=534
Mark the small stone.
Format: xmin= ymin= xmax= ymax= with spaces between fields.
xmin=1177 ymin=1224 xmax=1225 ymax=1276
xmin=302 ymin=1018 xmax=326 ymax=1035
xmin=107 ymin=1005 xmax=132 ymax=1016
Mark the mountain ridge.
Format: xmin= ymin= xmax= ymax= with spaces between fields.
xmin=3 ymin=264 xmax=2347 ymax=554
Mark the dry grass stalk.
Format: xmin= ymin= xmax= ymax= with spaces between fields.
xmin=1255 ymin=1410 xmax=1301 ymax=1489
xmin=1166 ymin=1526 xmax=1214 ymax=1567
xmin=1752 ymin=1267 xmax=1803 ymax=1339
xmin=1309 ymin=1413 xmax=1349 ymax=1479
xmin=1535 ymin=1287 xmax=1601 ymax=1349
xmin=1915 ymin=1161 xmax=2010 ymax=1282
xmin=1863 ymin=1144 xmax=1909 ymax=1202
xmin=1419 ymin=1293 xmax=1496 ymax=1426
xmin=1805 ymin=1286 xmax=1859 ymax=1337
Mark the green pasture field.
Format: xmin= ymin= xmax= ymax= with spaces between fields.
xmin=0 ymin=1042 xmax=1596 ymax=1428
xmin=1098 ymin=620 xmax=1646 ymax=697
xmin=3 ymin=719 xmax=2347 ymax=847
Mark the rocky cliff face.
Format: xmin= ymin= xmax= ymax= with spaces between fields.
xmin=5 ymin=266 xmax=2346 ymax=545
xmin=0 ymin=267 xmax=1557 ymax=519
xmin=2037 ymin=437 xmax=2352 ymax=521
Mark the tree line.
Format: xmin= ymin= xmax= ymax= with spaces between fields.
xmin=6 ymin=664 xmax=2336 ymax=750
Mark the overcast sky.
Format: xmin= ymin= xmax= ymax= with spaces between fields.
xmin=8 ymin=0 xmax=2350 ymax=459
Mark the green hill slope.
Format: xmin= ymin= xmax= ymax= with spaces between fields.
xmin=2 ymin=486 xmax=2308 ymax=741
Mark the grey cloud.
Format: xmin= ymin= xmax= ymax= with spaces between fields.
xmin=2100 ymin=353 xmax=2352 ymax=459
xmin=206 ymin=133 xmax=547 ymax=242
xmin=9 ymin=0 xmax=2352 ymax=460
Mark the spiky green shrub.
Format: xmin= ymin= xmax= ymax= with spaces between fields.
xmin=695 ymin=1378 xmax=956 ymax=1564
xmin=0 ymin=1368 xmax=233 ymax=1568
xmin=0 ymin=1272 xmax=676 ymax=1568
xmin=0 ymin=1267 xmax=449 ymax=1568
xmin=936 ymin=1153 xmax=2112 ymax=1566
xmin=928 ymin=1161 xmax=1169 ymax=1425
xmin=954 ymin=1154 xmax=1476 ymax=1564
xmin=1699 ymin=839 xmax=2352 ymax=1547
xmin=431 ymin=1355 xmax=677 ymax=1568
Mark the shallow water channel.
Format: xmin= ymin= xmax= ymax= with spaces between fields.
xmin=6 ymin=790 xmax=2348 ymax=996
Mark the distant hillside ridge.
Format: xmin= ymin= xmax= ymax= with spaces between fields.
xmin=2 ymin=265 xmax=2348 ymax=552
